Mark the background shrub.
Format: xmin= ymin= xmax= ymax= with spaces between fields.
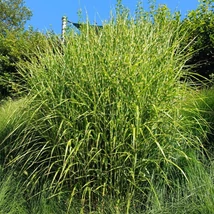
xmin=182 ymin=0 xmax=214 ymax=82
xmin=0 ymin=29 xmax=51 ymax=99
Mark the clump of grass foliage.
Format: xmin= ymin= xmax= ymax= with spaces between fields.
xmin=0 ymin=167 xmax=69 ymax=214
xmin=1 ymin=1 xmax=211 ymax=213
xmin=0 ymin=169 xmax=28 ymax=214
xmin=194 ymin=87 xmax=214 ymax=155
xmin=0 ymin=98 xmax=28 ymax=165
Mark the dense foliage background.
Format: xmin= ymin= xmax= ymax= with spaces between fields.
xmin=182 ymin=0 xmax=214 ymax=82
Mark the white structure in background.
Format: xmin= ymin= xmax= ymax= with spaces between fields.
xmin=61 ymin=16 xmax=67 ymax=44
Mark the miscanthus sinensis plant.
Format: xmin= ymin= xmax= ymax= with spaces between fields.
xmin=1 ymin=2 xmax=208 ymax=212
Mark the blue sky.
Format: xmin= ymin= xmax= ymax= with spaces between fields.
xmin=25 ymin=0 xmax=200 ymax=34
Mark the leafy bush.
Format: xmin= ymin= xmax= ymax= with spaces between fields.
xmin=0 ymin=29 xmax=51 ymax=99
xmin=0 ymin=0 xmax=33 ymax=99
xmin=182 ymin=0 xmax=214 ymax=81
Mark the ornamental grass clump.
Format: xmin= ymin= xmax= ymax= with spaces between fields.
xmin=2 ymin=3 xmax=208 ymax=212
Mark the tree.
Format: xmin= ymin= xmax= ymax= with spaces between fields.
xmin=0 ymin=0 xmax=32 ymax=33
xmin=0 ymin=0 xmax=33 ymax=99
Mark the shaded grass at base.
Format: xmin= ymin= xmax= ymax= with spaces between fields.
xmin=1 ymin=158 xmax=214 ymax=214
xmin=146 ymin=155 xmax=214 ymax=214
xmin=0 ymin=98 xmax=29 ymax=165
xmin=195 ymin=87 xmax=214 ymax=155
xmin=0 ymin=167 xmax=68 ymax=214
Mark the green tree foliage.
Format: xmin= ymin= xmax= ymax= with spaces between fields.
xmin=0 ymin=0 xmax=32 ymax=33
xmin=182 ymin=0 xmax=214 ymax=81
xmin=0 ymin=29 xmax=48 ymax=99
xmin=0 ymin=0 xmax=33 ymax=99
xmin=0 ymin=1 xmax=52 ymax=99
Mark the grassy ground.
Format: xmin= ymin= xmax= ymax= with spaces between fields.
xmin=1 ymin=2 xmax=214 ymax=213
